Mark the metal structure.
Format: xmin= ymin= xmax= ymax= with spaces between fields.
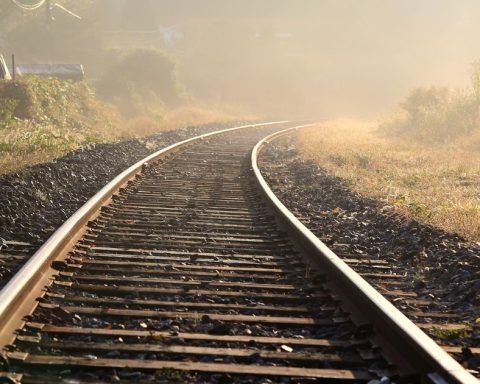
xmin=6 ymin=63 xmax=84 ymax=81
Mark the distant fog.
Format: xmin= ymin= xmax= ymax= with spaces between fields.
xmin=153 ymin=0 xmax=480 ymax=118
xmin=3 ymin=0 xmax=480 ymax=119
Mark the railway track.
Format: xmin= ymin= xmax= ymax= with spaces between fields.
xmin=0 ymin=122 xmax=476 ymax=383
xmin=0 ymin=241 xmax=36 ymax=290
xmin=257 ymin=128 xmax=480 ymax=372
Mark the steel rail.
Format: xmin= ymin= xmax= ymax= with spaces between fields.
xmin=251 ymin=126 xmax=478 ymax=384
xmin=0 ymin=121 xmax=288 ymax=350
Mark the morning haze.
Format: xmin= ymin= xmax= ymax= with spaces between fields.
xmin=3 ymin=0 xmax=480 ymax=118
xmin=150 ymin=0 xmax=480 ymax=118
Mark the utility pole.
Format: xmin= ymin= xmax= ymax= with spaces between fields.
xmin=11 ymin=54 xmax=15 ymax=81
xmin=46 ymin=0 xmax=53 ymax=23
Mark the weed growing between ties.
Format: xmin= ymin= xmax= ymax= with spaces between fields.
xmin=154 ymin=368 xmax=191 ymax=381
xmin=429 ymin=326 xmax=470 ymax=341
xmin=297 ymin=120 xmax=480 ymax=241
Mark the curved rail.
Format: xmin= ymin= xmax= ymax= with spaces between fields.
xmin=251 ymin=126 xmax=478 ymax=384
xmin=0 ymin=121 xmax=288 ymax=349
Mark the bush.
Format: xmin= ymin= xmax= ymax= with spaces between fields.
xmin=0 ymin=97 xmax=18 ymax=127
xmin=379 ymin=86 xmax=479 ymax=142
xmin=0 ymin=81 xmax=36 ymax=119
xmin=379 ymin=61 xmax=480 ymax=143
xmin=0 ymin=76 xmax=121 ymax=141
xmin=97 ymin=48 xmax=186 ymax=116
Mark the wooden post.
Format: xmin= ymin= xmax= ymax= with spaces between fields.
xmin=46 ymin=0 xmax=52 ymax=23
xmin=11 ymin=54 xmax=15 ymax=81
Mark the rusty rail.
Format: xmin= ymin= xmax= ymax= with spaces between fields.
xmin=252 ymin=126 xmax=478 ymax=384
xmin=0 ymin=121 xmax=287 ymax=350
xmin=0 ymin=121 xmax=476 ymax=383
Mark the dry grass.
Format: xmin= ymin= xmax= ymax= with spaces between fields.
xmin=297 ymin=119 xmax=480 ymax=241
xmin=0 ymin=105 xmax=251 ymax=176
xmin=0 ymin=121 xmax=89 ymax=175
xmin=115 ymin=105 xmax=252 ymax=138
xmin=0 ymin=77 xmax=254 ymax=175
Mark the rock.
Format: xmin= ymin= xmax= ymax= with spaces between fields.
xmin=208 ymin=323 xmax=232 ymax=335
xmin=280 ymin=345 xmax=293 ymax=353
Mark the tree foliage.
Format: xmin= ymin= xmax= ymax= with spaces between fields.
xmin=379 ymin=65 xmax=480 ymax=142
xmin=96 ymin=48 xmax=186 ymax=116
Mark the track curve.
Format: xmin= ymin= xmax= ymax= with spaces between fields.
xmin=253 ymin=126 xmax=478 ymax=384
xmin=0 ymin=122 xmax=476 ymax=383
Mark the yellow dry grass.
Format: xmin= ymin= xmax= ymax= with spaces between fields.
xmin=115 ymin=105 xmax=253 ymax=138
xmin=297 ymin=119 xmax=480 ymax=241
xmin=0 ymin=105 xmax=250 ymax=176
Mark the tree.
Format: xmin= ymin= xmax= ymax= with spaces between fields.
xmin=96 ymin=48 xmax=185 ymax=115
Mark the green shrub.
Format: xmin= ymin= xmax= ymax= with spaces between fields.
xmin=0 ymin=77 xmax=115 ymax=131
xmin=0 ymin=97 xmax=18 ymax=126
xmin=0 ymin=81 xmax=35 ymax=119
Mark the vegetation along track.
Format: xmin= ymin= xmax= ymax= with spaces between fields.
xmin=0 ymin=123 xmax=476 ymax=383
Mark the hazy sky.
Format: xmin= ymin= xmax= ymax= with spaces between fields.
xmin=145 ymin=0 xmax=480 ymax=117
xmin=7 ymin=0 xmax=480 ymax=118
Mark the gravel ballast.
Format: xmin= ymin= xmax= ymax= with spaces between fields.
xmin=0 ymin=122 xmax=245 ymax=285
xmin=259 ymin=133 xmax=480 ymax=369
